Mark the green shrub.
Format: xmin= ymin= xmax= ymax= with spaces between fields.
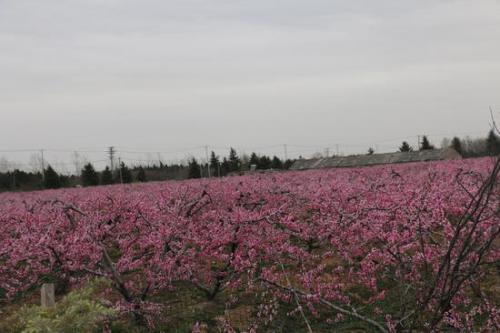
xmin=3 ymin=280 xmax=115 ymax=333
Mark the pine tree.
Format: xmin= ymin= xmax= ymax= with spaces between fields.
xmin=283 ymin=159 xmax=294 ymax=170
xmin=228 ymin=148 xmax=240 ymax=172
xmin=367 ymin=147 xmax=375 ymax=155
xmin=399 ymin=141 xmax=413 ymax=152
xmin=486 ymin=130 xmax=500 ymax=156
xmin=420 ymin=136 xmax=435 ymax=150
xmin=270 ymin=156 xmax=283 ymax=169
xmin=59 ymin=174 xmax=70 ymax=188
xmin=117 ymin=162 xmax=133 ymax=183
xmin=101 ymin=166 xmax=114 ymax=185
xmin=221 ymin=157 xmax=230 ymax=176
xmin=258 ymin=155 xmax=272 ymax=170
xmin=200 ymin=163 xmax=207 ymax=178
xmin=136 ymin=166 xmax=147 ymax=182
xmin=188 ymin=158 xmax=201 ymax=179
xmin=209 ymin=151 xmax=219 ymax=176
xmin=240 ymin=153 xmax=250 ymax=170
xmin=11 ymin=170 xmax=19 ymax=188
xmin=451 ymin=137 xmax=463 ymax=155
xmin=43 ymin=165 xmax=61 ymax=189
xmin=249 ymin=153 xmax=259 ymax=168
xmin=81 ymin=163 xmax=99 ymax=186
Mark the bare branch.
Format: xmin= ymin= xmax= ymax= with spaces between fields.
xmin=259 ymin=278 xmax=389 ymax=333
xmin=490 ymin=106 xmax=500 ymax=135
xmin=279 ymin=261 xmax=313 ymax=333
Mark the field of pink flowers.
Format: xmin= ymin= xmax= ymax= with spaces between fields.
xmin=1 ymin=157 xmax=499 ymax=332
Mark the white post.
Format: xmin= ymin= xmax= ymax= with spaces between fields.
xmin=41 ymin=283 xmax=55 ymax=307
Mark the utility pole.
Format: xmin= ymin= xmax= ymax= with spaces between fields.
xmin=283 ymin=144 xmax=288 ymax=161
xmin=118 ymin=157 xmax=123 ymax=184
xmin=417 ymin=136 xmax=421 ymax=151
xmin=204 ymin=146 xmax=210 ymax=178
xmin=157 ymin=152 xmax=162 ymax=167
xmin=324 ymin=148 xmax=330 ymax=158
xmin=40 ymin=149 xmax=45 ymax=180
xmin=73 ymin=151 xmax=80 ymax=176
xmin=108 ymin=146 xmax=115 ymax=172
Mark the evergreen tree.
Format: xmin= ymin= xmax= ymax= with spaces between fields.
xmin=101 ymin=166 xmax=114 ymax=185
xmin=258 ymin=155 xmax=272 ymax=170
xmin=420 ymin=136 xmax=435 ymax=150
xmin=240 ymin=153 xmax=250 ymax=170
xmin=81 ymin=163 xmax=99 ymax=186
xmin=228 ymin=148 xmax=240 ymax=172
xmin=451 ymin=137 xmax=463 ymax=155
xmin=117 ymin=162 xmax=133 ymax=184
xmin=270 ymin=156 xmax=283 ymax=169
xmin=200 ymin=163 xmax=208 ymax=178
xmin=486 ymin=130 xmax=500 ymax=155
xmin=11 ymin=170 xmax=18 ymax=189
xmin=136 ymin=166 xmax=147 ymax=182
xmin=221 ymin=157 xmax=231 ymax=176
xmin=209 ymin=151 xmax=220 ymax=176
xmin=399 ymin=141 xmax=413 ymax=152
xmin=188 ymin=158 xmax=201 ymax=179
xmin=249 ymin=153 xmax=259 ymax=168
xmin=59 ymin=174 xmax=71 ymax=188
xmin=43 ymin=165 xmax=61 ymax=189
xmin=367 ymin=147 xmax=375 ymax=155
xmin=0 ymin=169 xmax=43 ymax=191
xmin=283 ymin=159 xmax=294 ymax=170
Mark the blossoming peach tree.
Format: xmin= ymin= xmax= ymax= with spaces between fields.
xmin=0 ymin=157 xmax=498 ymax=331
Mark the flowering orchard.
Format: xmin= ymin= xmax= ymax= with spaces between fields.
xmin=0 ymin=157 xmax=499 ymax=332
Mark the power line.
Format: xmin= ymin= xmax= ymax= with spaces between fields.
xmin=115 ymin=146 xmax=204 ymax=155
xmin=0 ymin=129 xmax=492 ymax=173
xmin=0 ymin=148 xmax=108 ymax=153
xmin=0 ymin=130 xmax=488 ymax=155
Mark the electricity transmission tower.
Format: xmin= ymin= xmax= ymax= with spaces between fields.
xmin=108 ymin=146 xmax=115 ymax=171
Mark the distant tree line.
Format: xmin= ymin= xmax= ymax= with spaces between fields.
xmin=446 ymin=130 xmax=500 ymax=157
xmin=188 ymin=148 xmax=294 ymax=179
xmin=1 ymin=132 xmax=499 ymax=192
xmin=0 ymin=147 xmax=295 ymax=191
xmin=396 ymin=130 xmax=500 ymax=157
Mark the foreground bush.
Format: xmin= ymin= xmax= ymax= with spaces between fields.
xmin=2 ymin=280 xmax=115 ymax=333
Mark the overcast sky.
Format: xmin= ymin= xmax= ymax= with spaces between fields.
xmin=1 ymin=0 xmax=499 ymax=171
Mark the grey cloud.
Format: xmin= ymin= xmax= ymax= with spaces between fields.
xmin=0 ymin=0 xmax=499 ymax=169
